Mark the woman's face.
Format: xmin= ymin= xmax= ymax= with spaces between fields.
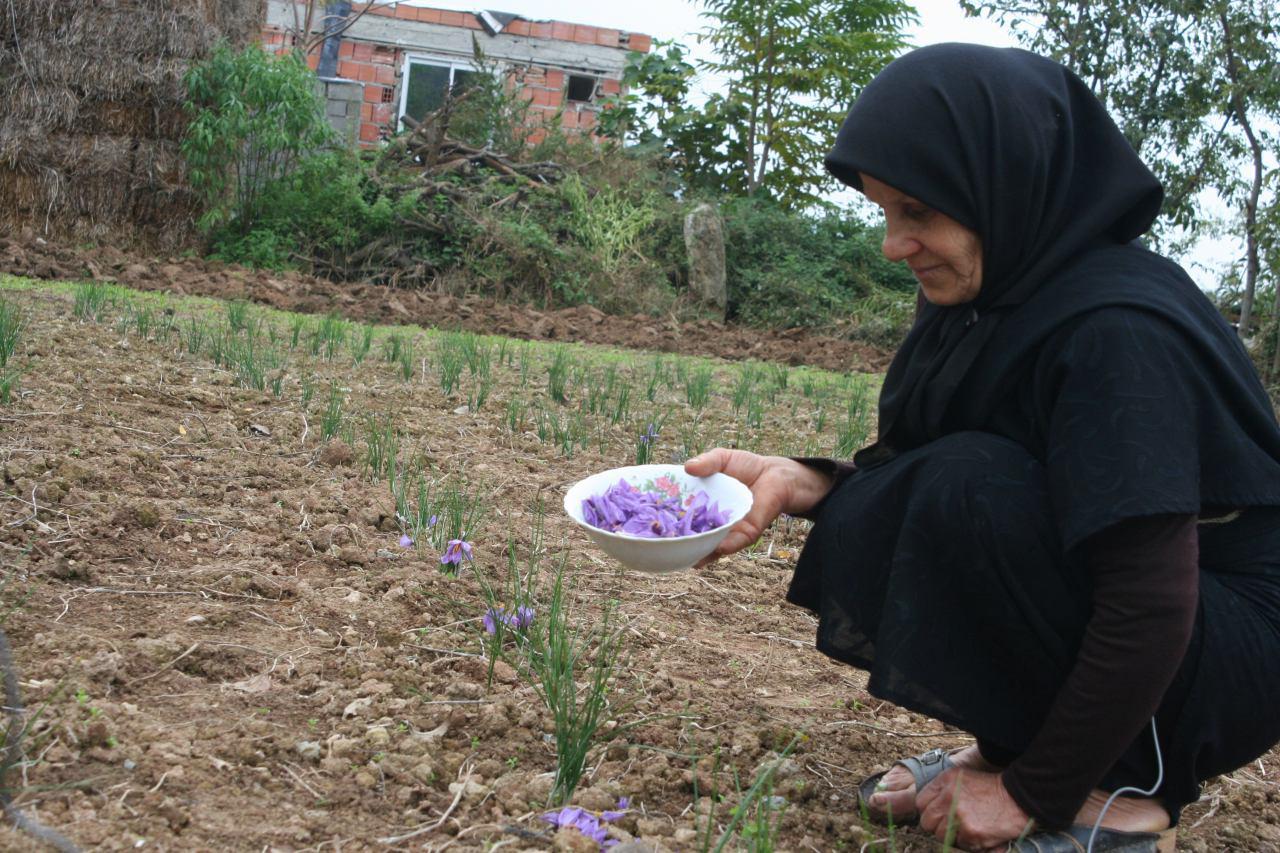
xmin=859 ymin=173 xmax=983 ymax=306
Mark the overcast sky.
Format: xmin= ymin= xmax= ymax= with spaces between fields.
xmin=399 ymin=0 xmax=1233 ymax=288
xmin=408 ymin=0 xmax=1017 ymax=50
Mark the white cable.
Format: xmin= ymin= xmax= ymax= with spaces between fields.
xmin=1086 ymin=717 xmax=1164 ymax=853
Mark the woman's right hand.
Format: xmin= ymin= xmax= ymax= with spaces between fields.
xmin=683 ymin=449 xmax=835 ymax=563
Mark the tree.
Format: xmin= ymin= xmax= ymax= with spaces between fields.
xmin=182 ymin=44 xmax=336 ymax=232
xmin=696 ymin=0 xmax=917 ymax=207
xmin=597 ymin=41 xmax=749 ymax=197
xmin=960 ymin=0 xmax=1280 ymax=344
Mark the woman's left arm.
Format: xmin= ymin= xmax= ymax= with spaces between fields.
xmin=999 ymin=512 xmax=1199 ymax=824
xmin=917 ymin=513 xmax=1199 ymax=847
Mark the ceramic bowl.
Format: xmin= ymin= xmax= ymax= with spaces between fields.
xmin=563 ymin=464 xmax=753 ymax=574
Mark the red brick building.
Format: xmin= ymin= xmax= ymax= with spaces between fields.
xmin=264 ymin=1 xmax=653 ymax=145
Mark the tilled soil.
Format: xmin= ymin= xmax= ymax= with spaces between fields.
xmin=0 ymin=276 xmax=1275 ymax=852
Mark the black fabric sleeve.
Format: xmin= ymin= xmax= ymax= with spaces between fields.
xmin=1001 ymin=513 xmax=1199 ymax=827
xmin=788 ymin=457 xmax=857 ymax=521
xmin=1039 ymin=311 xmax=1205 ymax=551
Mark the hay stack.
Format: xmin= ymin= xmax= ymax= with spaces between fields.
xmin=0 ymin=0 xmax=262 ymax=249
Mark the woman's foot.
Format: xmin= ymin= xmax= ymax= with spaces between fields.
xmin=1074 ymin=790 xmax=1171 ymax=834
xmin=867 ymin=744 xmax=1002 ymax=823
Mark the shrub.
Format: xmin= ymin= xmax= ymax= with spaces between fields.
xmin=721 ymin=195 xmax=916 ymax=335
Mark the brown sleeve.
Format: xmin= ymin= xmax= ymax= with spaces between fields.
xmin=1001 ymin=513 xmax=1199 ymax=828
xmin=788 ymin=457 xmax=857 ymax=521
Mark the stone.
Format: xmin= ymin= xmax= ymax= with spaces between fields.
xmin=552 ymin=827 xmax=599 ymax=852
xmin=295 ymin=740 xmax=322 ymax=760
xmin=683 ymin=202 xmax=727 ymax=317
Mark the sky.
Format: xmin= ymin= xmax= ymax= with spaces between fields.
xmin=399 ymin=0 xmax=1234 ymax=289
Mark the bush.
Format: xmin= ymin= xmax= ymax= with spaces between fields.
xmin=207 ymin=149 xmax=474 ymax=276
xmin=721 ymin=196 xmax=916 ymax=333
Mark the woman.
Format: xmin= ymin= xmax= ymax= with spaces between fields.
xmin=685 ymin=43 xmax=1280 ymax=852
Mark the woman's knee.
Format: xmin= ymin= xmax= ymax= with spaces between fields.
xmin=905 ymin=432 xmax=1055 ymax=539
xmin=912 ymin=432 xmax=1045 ymax=491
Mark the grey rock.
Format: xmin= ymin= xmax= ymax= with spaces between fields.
xmin=683 ymin=202 xmax=727 ymax=317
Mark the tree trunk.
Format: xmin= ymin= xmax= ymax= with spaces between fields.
xmin=1220 ymin=9 xmax=1262 ymax=340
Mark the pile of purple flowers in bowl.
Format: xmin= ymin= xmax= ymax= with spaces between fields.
xmin=581 ymin=476 xmax=730 ymax=539
xmin=564 ymin=465 xmax=753 ymax=574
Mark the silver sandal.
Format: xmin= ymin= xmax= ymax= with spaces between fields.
xmin=855 ymin=747 xmax=958 ymax=826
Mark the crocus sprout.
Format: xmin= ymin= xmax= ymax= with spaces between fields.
xmin=398 ymin=533 xmax=414 ymax=548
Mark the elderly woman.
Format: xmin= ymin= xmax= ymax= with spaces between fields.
xmin=686 ymin=43 xmax=1280 ymax=852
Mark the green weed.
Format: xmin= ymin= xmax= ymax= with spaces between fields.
xmin=0 ymin=298 xmax=23 ymax=368
xmin=320 ymin=383 xmax=344 ymax=441
xmin=548 ymin=346 xmax=571 ymax=404
xmin=72 ymin=281 xmax=112 ymax=321
xmin=362 ymin=413 xmax=399 ymax=483
xmin=686 ymin=364 xmax=715 ymax=410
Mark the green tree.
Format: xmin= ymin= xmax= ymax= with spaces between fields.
xmin=182 ymin=43 xmax=335 ymax=232
xmin=960 ymin=0 xmax=1280 ymax=344
xmin=597 ymin=41 xmax=746 ymax=196
xmin=696 ymin=0 xmax=917 ymax=207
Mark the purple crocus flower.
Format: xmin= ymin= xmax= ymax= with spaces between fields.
xmin=543 ymin=806 xmax=616 ymax=848
xmin=441 ymin=538 xmax=473 ymax=565
xmin=601 ymin=796 xmax=630 ymax=822
xmin=482 ymin=607 xmax=506 ymax=635
xmin=398 ymin=533 xmax=414 ymax=548
xmin=483 ymin=605 xmax=535 ymax=635
xmin=639 ymin=424 xmax=658 ymax=445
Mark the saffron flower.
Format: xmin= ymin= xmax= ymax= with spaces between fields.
xmin=582 ymin=479 xmax=730 ymax=539
xmin=441 ymin=537 xmax=473 ymax=566
xmin=483 ymin=605 xmax=536 ymax=635
xmin=601 ymin=796 xmax=630 ymax=823
xmin=542 ymin=806 xmax=616 ymax=849
xmin=398 ymin=533 xmax=414 ymax=548
xmin=639 ymin=424 xmax=659 ymax=445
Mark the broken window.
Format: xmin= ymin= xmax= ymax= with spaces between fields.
xmin=566 ymin=74 xmax=596 ymax=103
xmin=400 ymin=57 xmax=480 ymax=126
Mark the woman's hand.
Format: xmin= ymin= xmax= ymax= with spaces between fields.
xmin=683 ymin=449 xmax=835 ymax=563
xmin=916 ymin=767 xmax=1035 ymax=852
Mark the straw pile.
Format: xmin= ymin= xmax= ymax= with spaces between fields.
xmin=0 ymin=0 xmax=262 ymax=249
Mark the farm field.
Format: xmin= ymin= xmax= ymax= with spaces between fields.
xmin=0 ymin=277 xmax=1275 ymax=852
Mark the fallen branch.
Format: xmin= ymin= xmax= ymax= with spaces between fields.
xmin=0 ymin=628 xmax=80 ymax=851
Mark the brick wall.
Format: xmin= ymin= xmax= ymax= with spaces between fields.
xmin=264 ymin=3 xmax=651 ymax=147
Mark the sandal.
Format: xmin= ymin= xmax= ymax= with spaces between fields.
xmin=1007 ymin=825 xmax=1176 ymax=852
xmin=856 ymin=747 xmax=958 ymax=826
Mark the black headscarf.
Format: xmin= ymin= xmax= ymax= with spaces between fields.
xmin=825 ymin=44 xmax=1277 ymax=483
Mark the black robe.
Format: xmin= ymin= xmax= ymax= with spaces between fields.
xmin=791 ymin=42 xmax=1280 ymax=824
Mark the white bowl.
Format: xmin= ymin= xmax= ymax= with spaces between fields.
xmin=563 ymin=464 xmax=754 ymax=574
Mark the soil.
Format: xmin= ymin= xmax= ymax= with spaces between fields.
xmin=0 ymin=259 xmax=1276 ymax=851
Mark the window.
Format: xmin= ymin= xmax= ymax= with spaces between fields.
xmin=399 ymin=57 xmax=480 ymax=126
xmin=566 ymin=74 xmax=596 ymax=103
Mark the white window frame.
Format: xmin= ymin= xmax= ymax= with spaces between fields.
xmin=398 ymin=54 xmax=482 ymax=128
